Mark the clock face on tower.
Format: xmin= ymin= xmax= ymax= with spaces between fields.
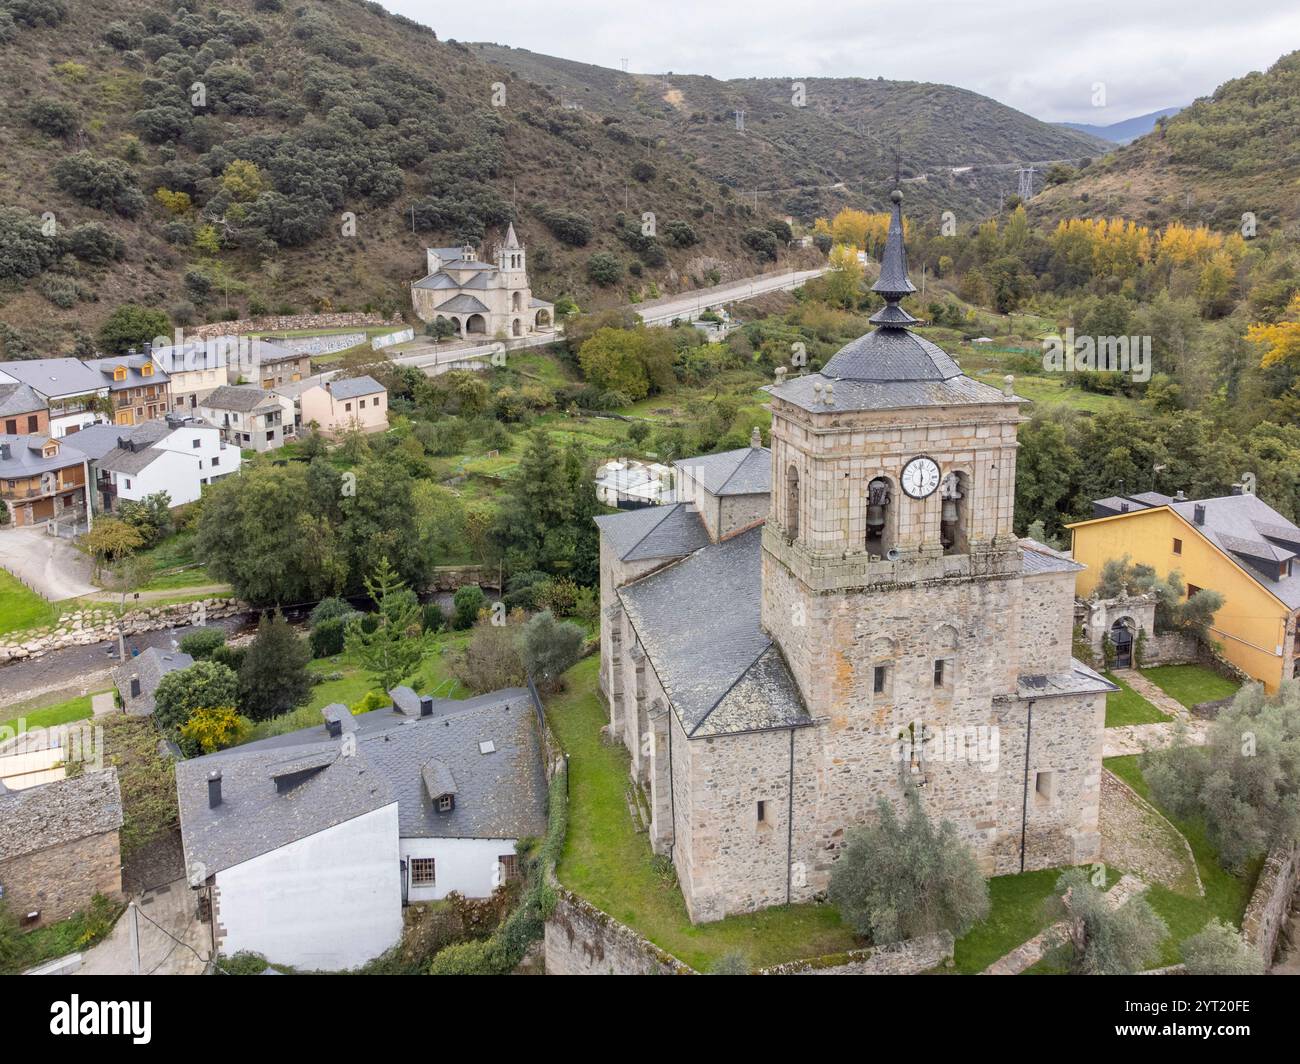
xmin=900 ymin=456 xmax=941 ymax=499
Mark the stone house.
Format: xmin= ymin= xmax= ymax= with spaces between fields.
xmin=0 ymin=433 xmax=93 ymax=530
xmin=0 ymin=768 xmax=124 ymax=927
xmin=594 ymin=192 xmax=1112 ymax=923
xmin=0 ymin=357 xmax=109 ymax=438
xmin=113 ymin=647 xmax=195 ymax=716
xmin=410 ymin=225 xmax=554 ymax=339
xmin=82 ymin=354 xmax=172 ymax=427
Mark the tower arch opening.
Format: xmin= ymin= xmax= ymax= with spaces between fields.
xmin=785 ymin=463 xmax=800 ymax=540
xmin=940 ymin=471 xmax=970 ymax=555
xmin=865 ymin=476 xmax=894 ymax=558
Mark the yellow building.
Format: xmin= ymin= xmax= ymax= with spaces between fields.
xmin=1068 ymin=492 xmax=1300 ymax=692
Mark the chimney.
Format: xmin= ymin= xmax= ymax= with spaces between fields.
xmin=1119 ymin=502 xmax=1129 ymax=513
xmin=420 ymin=696 xmax=434 ymax=717
xmin=0 ymin=443 xmax=9 ymax=461
xmin=1173 ymin=490 xmax=1186 ymax=502
xmin=207 ymin=769 xmax=223 ymax=809
xmin=1193 ymin=504 xmax=1206 ymax=525
xmin=325 ymin=718 xmax=342 ymax=738
xmin=750 ymin=426 xmax=762 ymax=449
xmin=143 ymin=341 xmax=152 ymax=356
xmin=1231 ymin=483 xmax=1243 ymax=496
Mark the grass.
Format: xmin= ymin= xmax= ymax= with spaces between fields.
xmin=1104 ymin=671 xmax=1171 ymax=727
xmin=951 ymin=865 xmax=1121 ymax=974
xmin=1141 ymin=664 xmax=1241 ymax=710
xmin=130 ymin=532 xmax=218 ymax=592
xmin=545 ymin=655 xmax=860 ymax=971
xmin=0 ymin=568 xmax=58 ymax=635
xmin=0 ymin=690 xmax=106 ymax=732
xmin=0 ymin=895 xmax=123 ymax=975
xmin=1105 ymin=755 xmax=1261 ymax=966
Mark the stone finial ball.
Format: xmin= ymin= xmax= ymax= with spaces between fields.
xmin=890 ymin=189 xmax=903 ymax=204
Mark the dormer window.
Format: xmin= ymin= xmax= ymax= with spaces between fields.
xmin=113 ymin=366 xmax=127 ymax=381
xmin=141 ymin=363 xmax=153 ymax=376
xmin=437 ymin=794 xmax=454 ymax=813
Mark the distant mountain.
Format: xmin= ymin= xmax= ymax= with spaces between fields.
xmin=471 ymin=44 xmax=1110 ymax=221
xmin=1060 ymin=107 xmax=1184 ymax=144
xmin=1035 ymin=50 xmax=1300 ymax=229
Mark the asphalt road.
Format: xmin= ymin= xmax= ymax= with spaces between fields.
xmin=0 ymin=527 xmax=97 ymax=601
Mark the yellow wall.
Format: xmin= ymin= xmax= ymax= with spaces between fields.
xmin=1070 ymin=507 xmax=1289 ymax=691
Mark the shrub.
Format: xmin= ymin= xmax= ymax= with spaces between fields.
xmin=828 ymin=790 xmax=989 ymax=943
xmin=1180 ymin=918 xmax=1265 ymax=975
xmin=37 ymin=275 xmax=79 ymax=309
xmin=742 ymin=226 xmax=779 ymax=261
xmin=0 ymin=206 xmax=60 ymax=282
xmin=65 ymin=222 xmax=125 ymax=265
xmin=102 ymin=20 xmax=139 ymax=50
xmin=452 ymin=585 xmax=487 ymax=630
xmin=309 ymin=615 xmax=347 ymax=658
xmin=662 ymin=220 xmax=698 ymax=248
xmin=25 ymin=99 xmax=77 ymax=137
xmin=538 ymin=207 xmax=592 ymax=247
xmin=179 ymin=627 xmax=226 ymax=660
xmin=519 ymin=611 xmax=585 ymax=689
xmin=349 ymin=690 xmax=389 ymax=715
xmin=4 ymin=0 xmax=67 ymax=28
xmin=178 ymin=706 xmax=250 ymax=755
xmin=586 ymin=251 xmax=623 ymax=286
xmin=452 ymin=613 xmax=526 ymax=694
xmin=53 ymin=152 xmax=146 ymax=218
xmin=631 ymin=160 xmax=656 ymax=183
xmin=98 ymin=304 xmax=170 ymax=354
xmin=153 ymin=660 xmax=240 ymax=737
xmin=310 ymin=596 xmax=357 ymax=628
xmin=1043 ymin=867 xmax=1167 ymax=974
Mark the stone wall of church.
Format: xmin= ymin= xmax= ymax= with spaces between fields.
xmin=1016 ymin=570 xmax=1080 ymax=675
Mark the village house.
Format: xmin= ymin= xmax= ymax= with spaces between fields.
xmin=411 ymin=225 xmax=554 ymax=339
xmin=275 ymin=375 xmax=388 ymax=437
xmin=196 ymin=385 xmax=289 ymax=452
xmin=69 ymin=414 xmax=241 ymax=513
xmin=1069 ymin=489 xmax=1300 ymax=692
xmin=0 ymin=433 xmax=93 ymax=530
xmin=82 ymin=354 xmax=172 ymax=427
xmin=112 ymin=647 xmax=195 ymax=717
xmin=0 ymin=358 xmax=109 ymax=438
xmin=0 ymin=768 xmax=124 ymax=927
xmin=250 ymin=341 xmax=312 ymax=390
xmin=0 ymin=382 xmax=48 ymax=437
xmin=175 ymin=688 xmax=547 ymax=970
xmin=594 ymin=191 xmax=1112 ymax=924
xmin=151 ymin=341 xmax=230 ymax=412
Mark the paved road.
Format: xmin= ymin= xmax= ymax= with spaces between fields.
xmin=75 ymin=881 xmax=208 ymax=976
xmin=0 ymin=527 xmax=97 ymax=601
xmin=636 ymin=267 xmax=827 ymax=325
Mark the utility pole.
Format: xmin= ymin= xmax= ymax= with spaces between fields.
xmin=129 ymin=901 xmax=141 ymax=975
xmin=1016 ymin=166 xmax=1037 ymax=201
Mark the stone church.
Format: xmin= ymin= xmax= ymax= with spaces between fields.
xmin=410 ymin=224 xmax=554 ymax=339
xmin=595 ymin=191 xmax=1113 ymax=924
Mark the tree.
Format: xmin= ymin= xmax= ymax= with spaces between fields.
xmin=1180 ymin=918 xmax=1265 ymax=975
xmin=237 ymin=611 xmax=312 ymax=721
xmin=98 ymin=305 xmax=171 ymax=355
xmin=344 ymin=556 xmax=427 ymax=693
xmin=578 ymin=328 xmax=650 ymax=399
xmin=1144 ymin=683 xmax=1300 ymax=870
xmin=118 ymin=491 xmax=172 ymax=547
xmin=452 ymin=612 xmax=526 ymax=694
xmin=742 ymin=226 xmax=778 ymax=262
xmin=452 ymin=585 xmax=487 ymax=630
xmin=52 ymin=151 xmax=145 ymax=217
xmin=519 ymin=611 xmax=585 ymax=689
xmin=823 ymin=244 xmax=865 ymax=308
xmin=179 ymin=628 xmax=226 ymax=660
xmin=153 ymin=660 xmax=239 ymax=737
xmin=1043 ymin=868 xmax=1167 ymax=974
xmin=178 ymin=706 xmax=250 ymax=756
xmin=586 ymin=252 xmax=622 ymax=286
xmin=81 ymin=518 xmax=143 ymax=577
xmin=827 ymin=791 xmax=990 ymax=943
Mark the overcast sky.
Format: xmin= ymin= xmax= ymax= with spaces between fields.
xmin=385 ymin=0 xmax=1300 ymax=123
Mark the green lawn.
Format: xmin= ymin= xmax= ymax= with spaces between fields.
xmin=951 ymin=865 xmax=1121 ymax=974
xmin=1140 ymin=664 xmax=1241 ymax=710
xmin=1105 ymin=755 xmax=1261 ymax=966
xmin=545 ymin=656 xmax=861 ymax=971
xmin=0 ymin=690 xmax=106 ymax=732
xmin=1104 ymin=672 xmax=1171 ymax=727
xmin=0 ymin=568 xmax=58 ymax=635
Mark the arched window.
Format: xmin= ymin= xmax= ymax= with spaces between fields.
xmin=941 ymin=471 xmax=970 ymax=555
xmin=866 ymin=476 xmax=894 ymax=557
xmin=785 ymin=464 xmax=800 ymax=538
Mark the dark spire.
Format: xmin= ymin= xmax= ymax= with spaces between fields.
xmin=869 ymin=189 xmax=918 ymax=327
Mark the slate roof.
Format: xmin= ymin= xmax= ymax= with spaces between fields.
xmin=618 ymin=525 xmax=810 ymax=736
xmin=1013 ymin=660 xmax=1118 ymax=700
xmin=593 ymin=502 xmax=711 ymax=562
xmin=0 ymin=382 xmax=44 ymax=417
xmin=199 ymin=385 xmax=280 ymax=413
xmin=325 ymin=375 xmax=384 ymax=400
xmin=529 ymin=296 xmax=554 ymax=308
xmin=821 ymin=327 xmax=963 ymax=383
xmin=768 ymin=371 xmax=1018 ymax=413
xmin=0 ymin=358 xmax=105 ymax=398
xmin=436 ymin=293 xmax=491 ymax=313
xmin=0 ymin=768 xmax=124 ymax=861
xmin=1092 ymin=491 xmax=1174 ymax=517
xmin=412 ymin=272 xmax=460 ymax=290
xmin=1020 ymin=538 xmax=1085 ymax=576
xmin=113 ymin=647 xmax=195 ymax=716
xmin=82 ymin=355 xmax=170 ymax=391
xmin=0 ymin=434 xmax=86 ymax=476
xmin=176 ymin=689 xmax=547 ymax=876
xmin=675 ymin=444 xmax=771 ymax=496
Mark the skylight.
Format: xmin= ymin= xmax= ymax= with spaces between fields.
xmin=478 ymin=740 xmax=495 ymax=755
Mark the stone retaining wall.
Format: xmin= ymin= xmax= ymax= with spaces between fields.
xmin=190 ymin=312 xmax=402 ymax=340
xmin=0 ymin=598 xmax=246 ymax=664
xmin=543 ymin=888 xmax=951 ymax=975
xmin=1242 ymin=842 xmax=1300 ymax=966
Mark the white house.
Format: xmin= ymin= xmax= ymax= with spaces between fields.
xmin=66 ymin=414 xmax=241 ymax=513
xmin=0 ymin=358 xmax=109 ymax=438
xmin=175 ymin=688 xmax=548 ymax=970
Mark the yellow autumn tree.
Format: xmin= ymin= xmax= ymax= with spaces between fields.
xmin=1247 ymin=294 xmax=1300 ymax=368
xmin=220 ymin=159 xmax=267 ymax=202
xmin=823 ymin=244 xmax=865 ymax=307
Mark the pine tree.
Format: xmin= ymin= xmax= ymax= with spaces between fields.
xmin=345 ymin=556 xmax=427 ymax=694
xmin=238 ymin=611 xmax=312 ymax=721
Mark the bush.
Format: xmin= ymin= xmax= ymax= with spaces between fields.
xmin=153 ymin=660 xmax=240 ymax=737
xmin=209 ymin=643 xmax=245 ymax=673
xmin=25 ymin=100 xmax=77 ymax=137
xmin=1044 ymin=868 xmax=1167 ymax=974
xmin=177 ymin=706 xmax=250 ymax=756
xmin=309 ymin=596 xmax=355 ymax=628
xmin=53 ymin=152 xmax=146 ymax=218
xmin=102 ymin=20 xmax=139 ymax=50
xmin=452 ymin=585 xmax=487 ymax=630
xmin=1180 ymin=918 xmax=1265 ymax=975
xmin=828 ymin=790 xmax=989 ymax=944
xmin=98 ymin=304 xmax=170 ymax=355
xmin=0 ymin=206 xmax=60 ymax=282
xmin=65 ymin=222 xmax=125 ymax=265
xmin=309 ymin=615 xmax=347 ymax=658
xmin=179 ymin=627 xmax=226 ymax=660
xmin=742 ymin=227 xmax=779 ymax=261
xmin=538 ymin=207 xmax=592 ymax=247
xmin=4 ymin=0 xmax=67 ymax=28
xmin=519 ymin=611 xmax=585 ymax=688
xmin=586 ymin=252 xmax=623 ymax=287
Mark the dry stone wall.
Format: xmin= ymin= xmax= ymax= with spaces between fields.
xmin=1242 ymin=842 xmax=1300 ymax=966
xmin=190 ymin=312 xmax=401 ymax=340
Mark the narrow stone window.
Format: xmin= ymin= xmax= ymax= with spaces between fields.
xmin=873 ymin=665 xmax=888 ymax=694
xmin=1034 ymin=771 xmax=1056 ymax=805
xmin=756 ymin=800 xmax=767 ymax=823
xmin=785 ymin=464 xmax=800 ymax=538
xmin=933 ymin=659 xmax=945 ymax=687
